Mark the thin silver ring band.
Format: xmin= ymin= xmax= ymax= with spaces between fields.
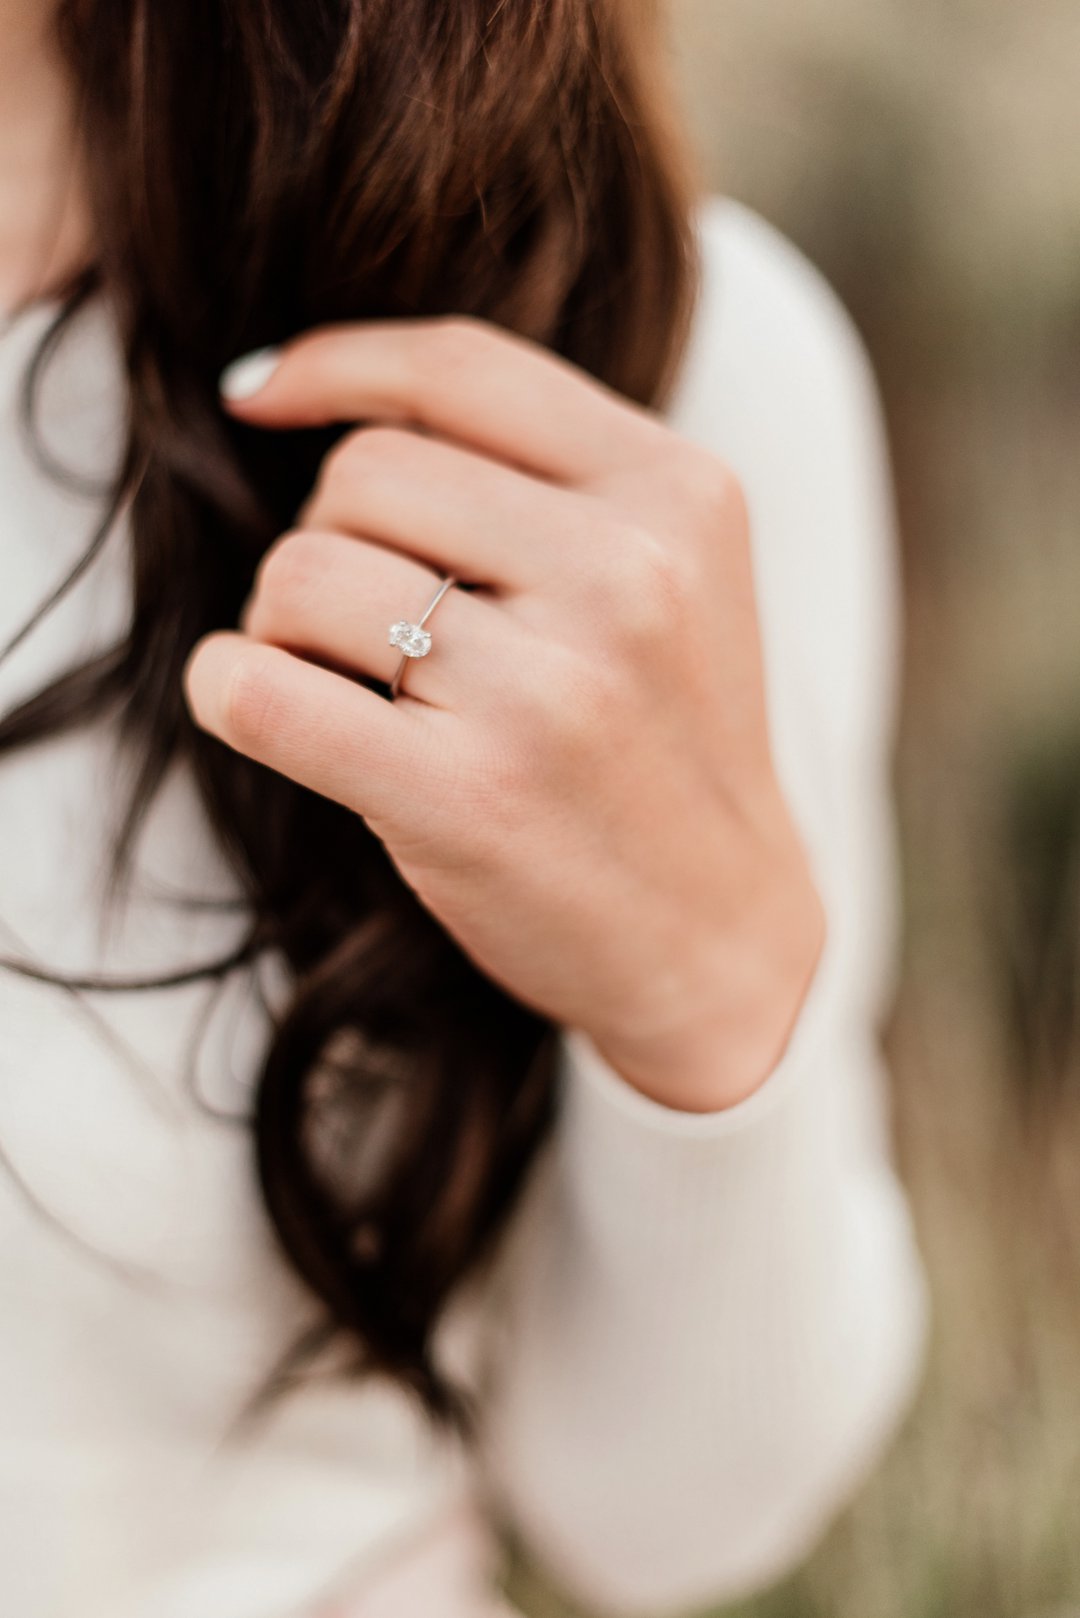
xmin=388 ymin=574 xmax=457 ymax=699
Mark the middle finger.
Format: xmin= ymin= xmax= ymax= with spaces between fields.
xmin=299 ymin=425 xmax=597 ymax=590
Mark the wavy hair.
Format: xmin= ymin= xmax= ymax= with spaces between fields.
xmin=0 ymin=0 xmax=699 ymax=1425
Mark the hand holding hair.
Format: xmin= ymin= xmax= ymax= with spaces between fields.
xmin=185 ymin=317 xmax=825 ymax=1113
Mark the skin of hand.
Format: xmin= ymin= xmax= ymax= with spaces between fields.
xmin=183 ymin=317 xmax=826 ymax=1113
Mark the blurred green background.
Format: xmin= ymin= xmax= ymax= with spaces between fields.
xmin=510 ymin=1 xmax=1080 ymax=1614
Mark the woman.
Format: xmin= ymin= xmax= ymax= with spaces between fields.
xmin=0 ymin=1 xmax=929 ymax=1615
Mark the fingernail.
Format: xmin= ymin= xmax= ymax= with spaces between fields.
xmin=220 ymin=346 xmax=282 ymax=401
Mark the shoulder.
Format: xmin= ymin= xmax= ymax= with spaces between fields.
xmin=668 ymin=195 xmax=902 ymax=774
xmin=671 ymin=195 xmax=887 ymax=473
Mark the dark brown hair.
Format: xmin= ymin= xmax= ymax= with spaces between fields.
xmin=0 ymin=0 xmax=698 ymax=1426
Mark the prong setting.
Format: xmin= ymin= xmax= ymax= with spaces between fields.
xmin=388 ymin=621 xmax=433 ymax=659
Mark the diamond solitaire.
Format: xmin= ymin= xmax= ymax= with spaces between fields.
xmin=388 ymin=620 xmax=433 ymax=659
xmin=387 ymin=575 xmax=457 ymax=699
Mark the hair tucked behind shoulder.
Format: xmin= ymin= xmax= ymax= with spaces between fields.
xmin=0 ymin=0 xmax=698 ymax=1426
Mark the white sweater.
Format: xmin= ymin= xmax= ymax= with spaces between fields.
xmin=0 ymin=197 xmax=928 ymax=1618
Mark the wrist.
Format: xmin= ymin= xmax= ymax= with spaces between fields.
xmin=590 ymin=868 xmax=827 ymax=1114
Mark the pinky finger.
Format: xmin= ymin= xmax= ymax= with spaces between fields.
xmin=182 ymin=631 xmax=433 ymax=829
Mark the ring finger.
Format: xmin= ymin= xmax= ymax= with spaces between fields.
xmin=241 ymin=528 xmax=512 ymax=706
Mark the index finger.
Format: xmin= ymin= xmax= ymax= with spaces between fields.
xmin=219 ymin=317 xmax=668 ymax=486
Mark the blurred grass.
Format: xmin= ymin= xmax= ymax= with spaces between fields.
xmin=507 ymin=1 xmax=1080 ymax=1612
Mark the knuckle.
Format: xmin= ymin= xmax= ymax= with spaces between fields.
xmin=300 ymin=327 xmax=346 ymax=375
xmin=607 ymin=530 xmax=688 ymax=646
xmin=311 ymin=426 xmax=419 ymax=517
xmin=222 ymin=650 xmax=285 ymax=747
xmin=317 ymin=428 xmax=366 ymax=487
xmin=253 ymin=528 xmax=323 ymax=604
xmin=338 ymin=423 xmax=415 ymax=475
xmin=687 ymin=452 xmax=748 ymax=527
xmin=424 ymin=314 xmax=496 ymax=376
xmin=718 ymin=466 xmax=750 ymax=529
xmin=315 ymin=434 xmax=354 ymax=490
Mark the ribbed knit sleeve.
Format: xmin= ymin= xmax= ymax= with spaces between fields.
xmin=472 ymin=199 xmax=929 ymax=1616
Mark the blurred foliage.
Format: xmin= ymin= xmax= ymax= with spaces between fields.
xmin=508 ymin=0 xmax=1080 ymax=1612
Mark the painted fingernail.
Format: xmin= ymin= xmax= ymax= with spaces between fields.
xmin=219 ymin=346 xmax=282 ymax=401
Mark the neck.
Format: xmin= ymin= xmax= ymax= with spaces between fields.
xmin=0 ymin=0 xmax=92 ymax=312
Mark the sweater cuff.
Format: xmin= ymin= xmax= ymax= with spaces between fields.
xmin=558 ymin=929 xmax=838 ymax=1145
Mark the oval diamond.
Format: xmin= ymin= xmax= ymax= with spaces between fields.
xmin=388 ymin=620 xmax=432 ymax=658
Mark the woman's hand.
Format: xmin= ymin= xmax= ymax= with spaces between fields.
xmin=183 ymin=318 xmax=824 ymax=1112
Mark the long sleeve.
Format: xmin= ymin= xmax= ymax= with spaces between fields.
xmin=471 ymin=198 xmax=930 ymax=1616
